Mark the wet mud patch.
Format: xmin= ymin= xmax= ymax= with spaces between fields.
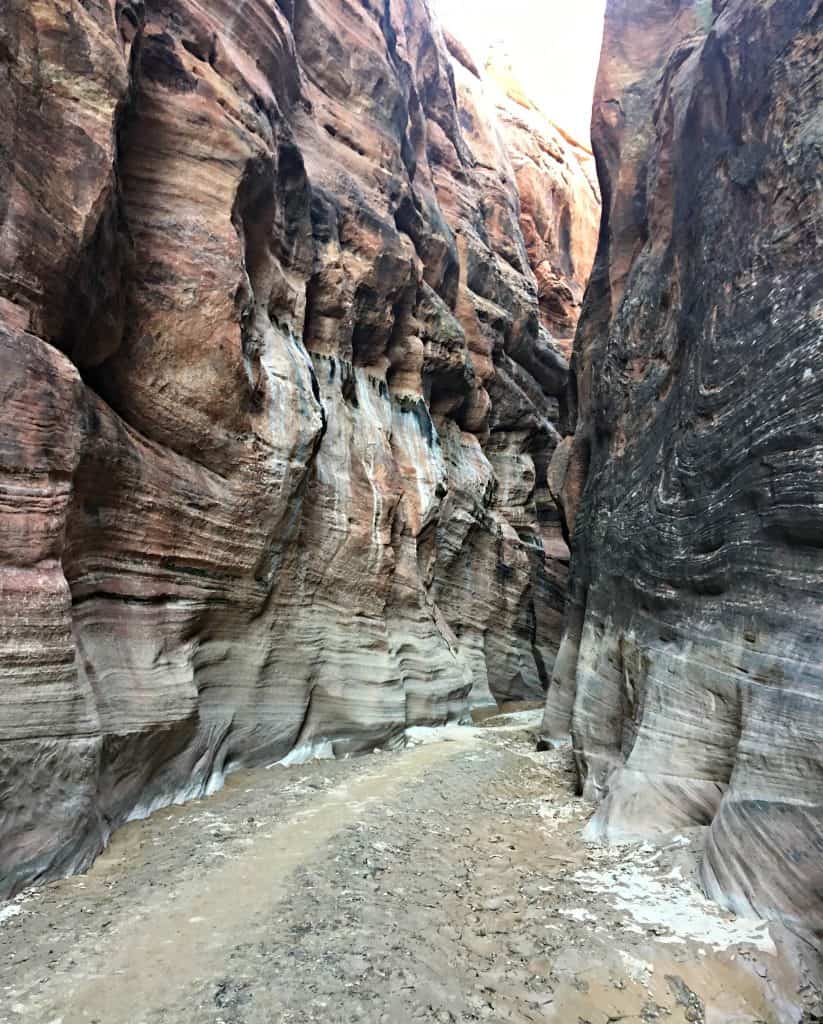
xmin=0 ymin=712 xmax=815 ymax=1023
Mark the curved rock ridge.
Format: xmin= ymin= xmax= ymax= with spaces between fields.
xmin=0 ymin=1 xmax=597 ymax=893
xmin=542 ymin=0 xmax=823 ymax=940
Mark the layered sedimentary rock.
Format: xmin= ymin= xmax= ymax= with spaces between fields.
xmin=0 ymin=1 xmax=596 ymax=893
xmin=485 ymin=49 xmax=601 ymax=354
xmin=543 ymin=0 xmax=823 ymax=939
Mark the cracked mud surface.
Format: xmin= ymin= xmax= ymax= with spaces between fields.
xmin=0 ymin=711 xmax=816 ymax=1023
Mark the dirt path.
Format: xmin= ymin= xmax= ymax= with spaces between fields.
xmin=0 ymin=711 xmax=814 ymax=1023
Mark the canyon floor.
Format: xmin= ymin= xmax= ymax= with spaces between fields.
xmin=0 ymin=710 xmax=814 ymax=1024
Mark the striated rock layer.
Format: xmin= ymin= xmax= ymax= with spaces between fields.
xmin=0 ymin=1 xmax=596 ymax=893
xmin=543 ymin=0 xmax=823 ymax=941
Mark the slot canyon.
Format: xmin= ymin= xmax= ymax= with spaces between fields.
xmin=0 ymin=0 xmax=820 ymax=1021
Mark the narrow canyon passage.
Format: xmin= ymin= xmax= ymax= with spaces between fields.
xmin=1 ymin=0 xmax=822 ymax=1020
xmin=0 ymin=713 xmax=804 ymax=1024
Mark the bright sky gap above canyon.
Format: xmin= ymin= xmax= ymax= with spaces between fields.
xmin=435 ymin=0 xmax=607 ymax=141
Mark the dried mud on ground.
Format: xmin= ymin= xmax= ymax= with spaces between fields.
xmin=0 ymin=710 xmax=819 ymax=1024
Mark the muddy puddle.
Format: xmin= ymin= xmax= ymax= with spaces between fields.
xmin=0 ymin=711 xmax=817 ymax=1023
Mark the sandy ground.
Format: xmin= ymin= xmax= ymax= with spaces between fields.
xmin=0 ymin=709 xmax=819 ymax=1024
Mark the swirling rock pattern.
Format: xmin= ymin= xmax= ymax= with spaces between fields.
xmin=543 ymin=0 xmax=823 ymax=939
xmin=0 ymin=1 xmax=597 ymax=892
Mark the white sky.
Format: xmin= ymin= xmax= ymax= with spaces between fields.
xmin=435 ymin=0 xmax=607 ymax=142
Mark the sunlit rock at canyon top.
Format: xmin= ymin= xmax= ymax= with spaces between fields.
xmin=0 ymin=0 xmax=598 ymax=894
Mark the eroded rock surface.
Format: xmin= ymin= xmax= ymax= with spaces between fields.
xmin=542 ymin=0 xmax=823 ymax=943
xmin=0 ymin=1 xmax=596 ymax=893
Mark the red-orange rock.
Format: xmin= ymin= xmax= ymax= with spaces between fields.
xmin=0 ymin=0 xmax=598 ymax=893
xmin=485 ymin=49 xmax=601 ymax=354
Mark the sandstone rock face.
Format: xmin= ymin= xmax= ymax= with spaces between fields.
xmin=485 ymin=51 xmax=601 ymax=355
xmin=0 ymin=1 xmax=596 ymax=893
xmin=543 ymin=0 xmax=823 ymax=938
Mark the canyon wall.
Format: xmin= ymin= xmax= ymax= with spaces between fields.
xmin=543 ymin=0 xmax=823 ymax=939
xmin=483 ymin=48 xmax=601 ymax=356
xmin=0 ymin=1 xmax=597 ymax=893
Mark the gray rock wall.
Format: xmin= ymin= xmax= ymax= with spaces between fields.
xmin=543 ymin=0 xmax=823 ymax=938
